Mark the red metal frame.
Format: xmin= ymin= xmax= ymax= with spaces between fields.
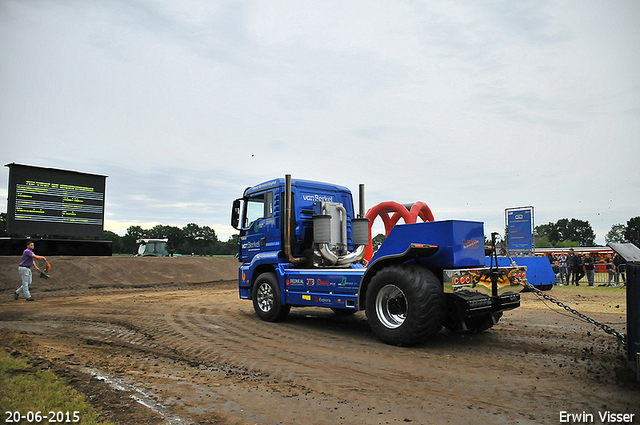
xmin=364 ymin=201 xmax=435 ymax=262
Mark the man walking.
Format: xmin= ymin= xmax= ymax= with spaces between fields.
xmin=15 ymin=241 xmax=47 ymax=301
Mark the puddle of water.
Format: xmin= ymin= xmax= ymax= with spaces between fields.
xmin=87 ymin=368 xmax=190 ymax=425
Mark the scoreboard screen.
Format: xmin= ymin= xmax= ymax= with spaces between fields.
xmin=5 ymin=163 xmax=107 ymax=237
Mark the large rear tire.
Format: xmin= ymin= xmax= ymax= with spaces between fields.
xmin=252 ymin=272 xmax=290 ymax=322
xmin=365 ymin=264 xmax=445 ymax=346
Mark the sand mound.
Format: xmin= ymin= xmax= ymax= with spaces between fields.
xmin=0 ymin=256 xmax=238 ymax=293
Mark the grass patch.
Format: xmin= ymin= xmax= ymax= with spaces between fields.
xmin=0 ymin=350 xmax=111 ymax=425
xmin=521 ymin=283 xmax=626 ymax=315
xmin=552 ymin=284 xmax=627 ymax=293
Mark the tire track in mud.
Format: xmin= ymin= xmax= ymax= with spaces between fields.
xmin=33 ymin=295 xmax=606 ymax=418
xmin=158 ymin=300 xmax=405 ymax=397
xmin=161 ymin=303 xmax=338 ymax=392
xmin=153 ymin=299 xmax=550 ymax=417
xmin=86 ymin=322 xmax=160 ymax=350
xmin=2 ymin=286 xmax=637 ymax=425
xmin=41 ymin=304 xmax=617 ymax=420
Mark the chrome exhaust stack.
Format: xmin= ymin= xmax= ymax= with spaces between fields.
xmin=313 ymin=183 xmax=369 ymax=266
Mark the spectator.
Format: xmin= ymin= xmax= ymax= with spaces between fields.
xmin=557 ymin=252 xmax=568 ymax=285
xmin=613 ymin=254 xmax=626 ymax=286
xmin=548 ymin=254 xmax=561 ymax=285
xmin=567 ymin=248 xmax=584 ymax=285
xmin=605 ymin=254 xmax=617 ymax=287
xmin=584 ymin=253 xmax=596 ymax=287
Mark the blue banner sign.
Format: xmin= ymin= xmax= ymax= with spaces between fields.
xmin=507 ymin=208 xmax=533 ymax=253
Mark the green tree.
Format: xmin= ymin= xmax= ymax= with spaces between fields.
xmin=183 ymin=223 xmax=201 ymax=240
xmin=534 ymin=223 xmax=555 ymax=241
xmin=625 ymin=216 xmax=640 ymax=246
xmin=217 ymin=234 xmax=239 ymax=255
xmin=568 ymin=219 xmax=595 ymax=246
xmin=535 ymin=236 xmax=553 ymax=248
xmin=147 ymin=224 xmax=168 ymax=238
xmin=372 ymin=234 xmax=385 ymax=253
xmin=0 ymin=212 xmax=7 ymax=236
xmin=101 ymin=230 xmax=125 ymax=253
xmin=605 ymin=223 xmax=627 ymax=244
xmin=201 ymin=226 xmax=217 ymax=243
xmin=182 ymin=223 xmax=201 ymax=254
xmin=0 ymin=218 xmax=237 ymax=256
xmin=557 ymin=239 xmax=579 ymax=248
xmin=126 ymin=225 xmax=144 ymax=239
xmin=122 ymin=225 xmax=145 ymax=254
xmin=143 ymin=225 xmax=184 ymax=255
xmin=200 ymin=226 xmax=218 ymax=255
xmin=535 ymin=218 xmax=595 ymax=246
xmin=180 ymin=223 xmax=220 ymax=255
xmin=162 ymin=226 xmax=185 ymax=255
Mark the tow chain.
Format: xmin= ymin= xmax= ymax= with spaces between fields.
xmin=488 ymin=237 xmax=627 ymax=346
xmin=522 ymin=282 xmax=627 ymax=346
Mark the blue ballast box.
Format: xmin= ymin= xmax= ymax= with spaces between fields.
xmin=372 ymin=220 xmax=485 ymax=269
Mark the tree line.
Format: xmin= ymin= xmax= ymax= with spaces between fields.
xmin=2 ymin=213 xmax=638 ymax=254
xmin=374 ymin=216 xmax=640 ymax=252
xmin=109 ymin=224 xmax=239 ymax=255
xmin=535 ymin=216 xmax=640 ymax=248
xmin=0 ymin=213 xmax=238 ymax=256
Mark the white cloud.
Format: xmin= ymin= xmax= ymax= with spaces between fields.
xmin=1 ymin=0 xmax=638 ymax=246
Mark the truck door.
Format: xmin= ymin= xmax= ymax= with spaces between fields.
xmin=238 ymin=190 xmax=279 ymax=262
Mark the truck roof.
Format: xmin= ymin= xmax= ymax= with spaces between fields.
xmin=244 ymin=177 xmax=352 ymax=197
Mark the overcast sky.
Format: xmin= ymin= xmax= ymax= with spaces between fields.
xmin=1 ymin=0 xmax=639 ymax=245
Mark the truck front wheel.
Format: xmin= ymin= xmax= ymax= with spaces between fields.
xmin=252 ymin=272 xmax=290 ymax=322
xmin=365 ymin=264 xmax=445 ymax=346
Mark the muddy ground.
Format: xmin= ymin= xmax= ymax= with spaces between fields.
xmin=1 ymin=256 xmax=638 ymax=425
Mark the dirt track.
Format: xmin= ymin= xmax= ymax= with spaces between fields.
xmin=1 ymin=256 xmax=638 ymax=425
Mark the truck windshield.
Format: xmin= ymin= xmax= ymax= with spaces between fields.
xmin=148 ymin=242 xmax=168 ymax=256
xmin=244 ymin=192 xmax=273 ymax=229
xmin=137 ymin=241 xmax=169 ymax=256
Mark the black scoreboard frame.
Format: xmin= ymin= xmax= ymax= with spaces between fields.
xmin=5 ymin=163 xmax=107 ymax=237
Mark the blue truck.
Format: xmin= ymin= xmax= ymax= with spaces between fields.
xmin=231 ymin=175 xmax=526 ymax=345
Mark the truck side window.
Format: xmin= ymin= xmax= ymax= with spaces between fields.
xmin=244 ymin=191 xmax=273 ymax=228
xmin=264 ymin=191 xmax=273 ymax=219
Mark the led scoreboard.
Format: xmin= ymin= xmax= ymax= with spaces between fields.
xmin=5 ymin=163 xmax=107 ymax=237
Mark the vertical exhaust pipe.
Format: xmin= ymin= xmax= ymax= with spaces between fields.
xmin=284 ymin=174 xmax=304 ymax=264
xmin=358 ymin=183 xmax=365 ymax=218
xmin=359 ymin=184 xmax=365 ymax=218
